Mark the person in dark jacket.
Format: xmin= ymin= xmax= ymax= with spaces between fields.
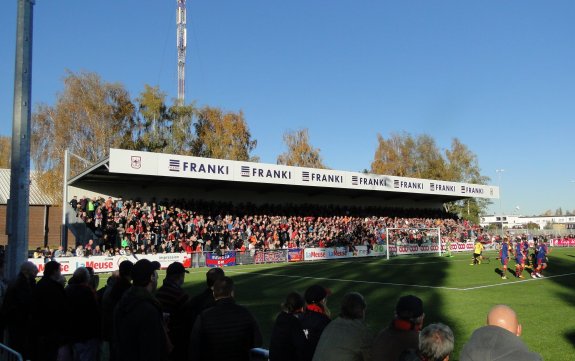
xmin=459 ymin=305 xmax=542 ymax=361
xmin=371 ymin=294 xmax=425 ymax=361
xmin=101 ymin=260 xmax=133 ymax=361
xmin=65 ymin=267 xmax=100 ymax=361
xmin=1 ymin=261 xmax=38 ymax=359
xmin=156 ymin=262 xmax=190 ymax=361
xmin=399 ymin=323 xmax=454 ymax=361
xmin=300 ymin=284 xmax=331 ymax=361
xmin=269 ymin=292 xmax=307 ymax=361
xmin=114 ymin=259 xmax=168 ymax=361
xmin=189 ymin=276 xmax=262 ymax=361
xmin=33 ymin=260 xmax=68 ymax=361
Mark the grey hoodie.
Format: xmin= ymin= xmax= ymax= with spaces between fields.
xmin=460 ymin=325 xmax=542 ymax=361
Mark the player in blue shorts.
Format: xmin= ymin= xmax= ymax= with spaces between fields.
xmin=514 ymin=240 xmax=526 ymax=278
xmin=532 ymin=239 xmax=549 ymax=278
xmin=500 ymin=238 xmax=512 ymax=279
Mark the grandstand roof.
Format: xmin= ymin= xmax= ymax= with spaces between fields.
xmin=0 ymin=169 xmax=54 ymax=205
xmin=68 ymin=149 xmax=499 ymax=207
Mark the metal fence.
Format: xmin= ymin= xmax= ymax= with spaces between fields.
xmin=0 ymin=343 xmax=23 ymax=361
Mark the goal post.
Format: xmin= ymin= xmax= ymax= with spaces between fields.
xmin=385 ymin=227 xmax=443 ymax=260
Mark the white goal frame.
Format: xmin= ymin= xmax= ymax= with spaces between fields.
xmin=385 ymin=227 xmax=443 ymax=260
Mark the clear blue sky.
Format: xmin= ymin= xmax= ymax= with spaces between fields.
xmin=1 ymin=1 xmax=574 ymax=216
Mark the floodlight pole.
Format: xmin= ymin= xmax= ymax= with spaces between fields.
xmin=496 ymin=169 xmax=505 ymax=235
xmin=5 ymin=0 xmax=35 ymax=280
xmin=61 ymin=149 xmax=70 ymax=250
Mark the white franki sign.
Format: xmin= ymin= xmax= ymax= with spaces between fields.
xmin=109 ymin=148 xmax=499 ymax=199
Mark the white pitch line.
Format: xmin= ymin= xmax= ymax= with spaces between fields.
xmin=462 ymin=272 xmax=575 ymax=291
xmin=225 ymin=269 xmax=462 ymax=291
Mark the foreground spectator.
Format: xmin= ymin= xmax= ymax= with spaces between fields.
xmin=101 ymin=260 xmax=133 ymax=361
xmin=371 ymin=295 xmax=425 ymax=361
xmin=269 ymin=292 xmax=307 ymax=361
xmin=65 ymin=267 xmax=100 ymax=361
xmin=460 ymin=304 xmax=542 ymax=361
xmin=399 ymin=323 xmax=454 ymax=361
xmin=156 ymin=262 xmax=190 ymax=361
xmin=1 ymin=261 xmax=38 ymax=359
xmin=114 ymin=259 xmax=168 ymax=361
xmin=312 ymin=292 xmax=373 ymax=361
xmin=33 ymin=261 xmax=67 ymax=361
xmin=189 ymin=276 xmax=262 ymax=361
xmin=300 ymin=285 xmax=332 ymax=361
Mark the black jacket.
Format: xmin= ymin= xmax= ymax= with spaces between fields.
xmin=189 ymin=297 xmax=262 ymax=361
xmin=114 ymin=286 xmax=169 ymax=361
xmin=269 ymin=312 xmax=307 ymax=361
xmin=300 ymin=309 xmax=331 ymax=361
xmin=1 ymin=273 xmax=36 ymax=358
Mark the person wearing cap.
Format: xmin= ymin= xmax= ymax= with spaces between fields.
xmin=300 ymin=284 xmax=332 ymax=361
xmin=312 ymin=292 xmax=373 ymax=361
xmin=189 ymin=276 xmax=262 ymax=361
xmin=371 ymin=295 xmax=425 ymax=361
xmin=156 ymin=262 xmax=190 ymax=361
xmin=32 ymin=260 xmax=67 ymax=361
xmin=113 ymin=259 xmax=169 ymax=361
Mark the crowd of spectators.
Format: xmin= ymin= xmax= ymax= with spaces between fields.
xmin=0 ymin=259 xmax=542 ymax=361
xmin=66 ymin=196 xmax=493 ymax=257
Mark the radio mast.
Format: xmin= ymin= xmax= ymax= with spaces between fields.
xmin=176 ymin=0 xmax=187 ymax=105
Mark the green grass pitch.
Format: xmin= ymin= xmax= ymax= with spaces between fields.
xmin=110 ymin=248 xmax=575 ymax=360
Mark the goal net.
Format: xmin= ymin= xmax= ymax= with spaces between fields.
xmin=385 ymin=227 xmax=443 ymax=259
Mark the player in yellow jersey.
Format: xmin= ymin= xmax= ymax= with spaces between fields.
xmin=471 ymin=240 xmax=484 ymax=265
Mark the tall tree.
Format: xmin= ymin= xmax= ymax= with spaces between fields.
xmin=31 ymin=70 xmax=135 ymax=202
xmin=370 ymin=132 xmax=490 ymax=223
xmin=0 ymin=135 xmax=10 ymax=168
xmin=277 ymin=128 xmax=326 ymax=169
xmin=191 ymin=106 xmax=257 ymax=161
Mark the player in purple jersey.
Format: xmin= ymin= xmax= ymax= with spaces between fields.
xmin=500 ymin=238 xmax=512 ymax=280
xmin=531 ymin=240 xmax=549 ymax=278
xmin=514 ymin=240 xmax=526 ymax=278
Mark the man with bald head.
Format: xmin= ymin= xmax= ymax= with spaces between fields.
xmin=460 ymin=305 xmax=542 ymax=361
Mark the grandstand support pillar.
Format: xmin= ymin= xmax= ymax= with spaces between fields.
xmin=385 ymin=228 xmax=390 ymax=260
xmin=5 ymin=0 xmax=35 ymax=280
xmin=437 ymin=227 xmax=442 ymax=256
xmin=61 ymin=148 xmax=69 ymax=250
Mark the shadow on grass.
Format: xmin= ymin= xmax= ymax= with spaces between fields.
xmin=545 ymin=253 xmax=575 ymax=350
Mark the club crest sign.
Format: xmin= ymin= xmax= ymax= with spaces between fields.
xmin=131 ymin=156 xmax=142 ymax=169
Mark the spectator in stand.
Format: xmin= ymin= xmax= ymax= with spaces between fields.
xmin=371 ymin=295 xmax=425 ymax=361
xmin=189 ymin=276 xmax=262 ymax=361
xmin=33 ymin=261 xmax=68 ymax=361
xmin=1 ymin=261 xmax=38 ymax=359
xmin=70 ymin=195 xmax=78 ymax=216
xmin=54 ymin=245 xmax=64 ymax=258
xmin=64 ymin=267 xmax=101 ymax=361
xmin=102 ymin=260 xmax=133 ymax=361
xmin=460 ymin=305 xmax=542 ymax=361
xmin=269 ymin=292 xmax=307 ymax=361
xmin=312 ymin=292 xmax=373 ymax=361
xmin=76 ymin=244 xmax=85 ymax=257
xmin=399 ymin=323 xmax=454 ymax=361
xmin=156 ymin=262 xmax=190 ymax=361
xmin=300 ymin=285 xmax=332 ymax=361
xmin=113 ymin=259 xmax=167 ymax=361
